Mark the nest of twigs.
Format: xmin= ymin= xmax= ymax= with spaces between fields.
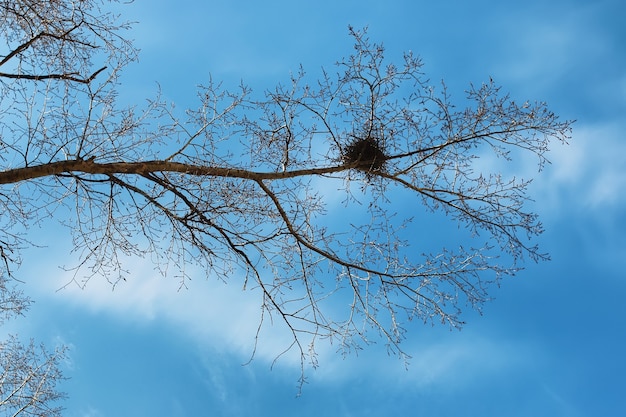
xmin=342 ymin=135 xmax=387 ymax=173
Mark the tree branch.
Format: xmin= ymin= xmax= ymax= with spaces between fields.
xmin=0 ymin=66 xmax=107 ymax=84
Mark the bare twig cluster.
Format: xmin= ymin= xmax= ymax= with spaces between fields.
xmin=0 ymin=336 xmax=67 ymax=416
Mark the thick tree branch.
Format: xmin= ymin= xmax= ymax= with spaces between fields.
xmin=0 ymin=159 xmax=354 ymax=185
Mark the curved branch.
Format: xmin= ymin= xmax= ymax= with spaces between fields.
xmin=0 ymin=66 xmax=107 ymax=84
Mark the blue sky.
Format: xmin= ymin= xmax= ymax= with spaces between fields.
xmin=5 ymin=0 xmax=626 ymax=416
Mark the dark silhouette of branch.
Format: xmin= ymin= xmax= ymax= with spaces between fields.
xmin=0 ymin=66 xmax=107 ymax=83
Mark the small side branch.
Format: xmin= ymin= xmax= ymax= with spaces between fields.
xmin=0 ymin=66 xmax=107 ymax=84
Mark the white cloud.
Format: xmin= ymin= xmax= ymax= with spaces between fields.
xmin=541 ymin=122 xmax=626 ymax=210
xmin=469 ymin=121 xmax=626 ymax=215
xmin=24 ymin=241 xmax=536 ymax=387
xmin=27 ymin=252 xmax=314 ymax=368
xmin=308 ymin=331 xmax=537 ymax=390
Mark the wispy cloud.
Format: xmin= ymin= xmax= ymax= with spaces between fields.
xmin=29 ymin=256 xmax=311 ymax=368
xmin=469 ymin=120 xmax=625 ymax=216
xmin=25 ymin=242 xmax=538 ymax=390
xmin=309 ymin=331 xmax=538 ymax=390
xmin=538 ymin=122 xmax=626 ymax=212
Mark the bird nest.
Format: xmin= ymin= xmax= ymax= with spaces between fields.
xmin=342 ymin=135 xmax=387 ymax=173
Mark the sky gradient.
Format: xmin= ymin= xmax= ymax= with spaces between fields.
xmin=5 ymin=0 xmax=626 ymax=416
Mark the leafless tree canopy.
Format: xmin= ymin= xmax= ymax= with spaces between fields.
xmin=1 ymin=0 xmax=572 ymax=378
xmin=0 ymin=335 xmax=67 ymax=417
xmin=0 ymin=277 xmax=31 ymax=325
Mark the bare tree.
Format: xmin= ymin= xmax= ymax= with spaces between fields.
xmin=1 ymin=254 xmax=66 ymax=417
xmin=0 ymin=278 xmax=31 ymax=326
xmin=1 ymin=220 xmax=66 ymax=417
xmin=1 ymin=0 xmax=572 ymax=382
xmin=0 ymin=335 xmax=67 ymax=417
